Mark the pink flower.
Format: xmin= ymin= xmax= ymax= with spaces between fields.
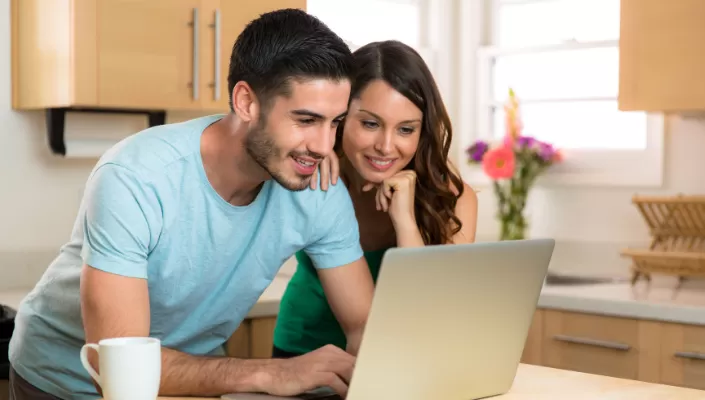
xmin=552 ymin=149 xmax=564 ymax=163
xmin=482 ymin=147 xmax=516 ymax=180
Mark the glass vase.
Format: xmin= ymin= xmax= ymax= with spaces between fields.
xmin=494 ymin=181 xmax=529 ymax=241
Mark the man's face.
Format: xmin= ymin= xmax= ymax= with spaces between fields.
xmin=245 ymin=79 xmax=350 ymax=191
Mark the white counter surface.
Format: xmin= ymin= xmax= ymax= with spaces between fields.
xmin=3 ymin=274 xmax=705 ymax=325
xmin=539 ymin=277 xmax=705 ymax=325
xmin=0 ymin=274 xmax=293 ymax=319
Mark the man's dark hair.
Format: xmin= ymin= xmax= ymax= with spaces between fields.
xmin=227 ymin=8 xmax=354 ymax=112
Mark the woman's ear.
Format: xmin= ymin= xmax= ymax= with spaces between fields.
xmin=231 ymin=81 xmax=260 ymax=123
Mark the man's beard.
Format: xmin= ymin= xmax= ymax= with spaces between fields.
xmin=244 ymin=122 xmax=313 ymax=192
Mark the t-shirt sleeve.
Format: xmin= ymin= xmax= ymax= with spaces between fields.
xmin=80 ymin=163 xmax=162 ymax=279
xmin=304 ymin=182 xmax=363 ymax=270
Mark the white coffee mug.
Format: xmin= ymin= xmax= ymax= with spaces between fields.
xmin=80 ymin=337 xmax=161 ymax=400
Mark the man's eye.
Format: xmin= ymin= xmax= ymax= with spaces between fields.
xmin=299 ymin=118 xmax=315 ymax=125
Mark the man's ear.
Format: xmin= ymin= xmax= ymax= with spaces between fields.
xmin=231 ymin=81 xmax=260 ymax=123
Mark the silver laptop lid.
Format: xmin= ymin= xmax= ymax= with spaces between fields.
xmin=346 ymin=239 xmax=554 ymax=400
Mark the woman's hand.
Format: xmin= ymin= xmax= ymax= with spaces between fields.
xmin=310 ymin=152 xmax=340 ymax=191
xmin=362 ymin=170 xmax=417 ymax=227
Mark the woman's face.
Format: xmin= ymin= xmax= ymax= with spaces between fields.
xmin=341 ymin=79 xmax=423 ymax=184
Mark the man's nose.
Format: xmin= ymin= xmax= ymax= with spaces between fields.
xmin=307 ymin=126 xmax=335 ymax=158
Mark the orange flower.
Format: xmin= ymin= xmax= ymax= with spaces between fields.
xmin=504 ymin=88 xmax=523 ymax=141
xmin=482 ymin=147 xmax=516 ymax=180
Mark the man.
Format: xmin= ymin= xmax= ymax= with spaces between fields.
xmin=8 ymin=8 xmax=374 ymax=400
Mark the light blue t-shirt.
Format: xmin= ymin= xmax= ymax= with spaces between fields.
xmin=8 ymin=115 xmax=363 ymax=399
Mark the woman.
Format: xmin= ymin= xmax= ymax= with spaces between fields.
xmin=272 ymin=40 xmax=478 ymax=358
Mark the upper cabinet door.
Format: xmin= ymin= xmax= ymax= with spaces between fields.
xmin=12 ymin=0 xmax=307 ymax=112
xmin=199 ymin=0 xmax=307 ymax=112
xmin=618 ymin=0 xmax=705 ymax=113
xmin=96 ymin=0 xmax=202 ymax=110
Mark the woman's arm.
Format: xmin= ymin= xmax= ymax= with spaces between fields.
xmin=394 ymin=181 xmax=478 ymax=247
xmin=449 ymin=183 xmax=479 ymax=244
xmin=392 ymin=219 xmax=426 ymax=248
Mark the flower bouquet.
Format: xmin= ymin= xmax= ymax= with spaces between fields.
xmin=466 ymin=88 xmax=562 ymax=241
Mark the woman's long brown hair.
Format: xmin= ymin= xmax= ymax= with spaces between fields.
xmin=336 ymin=40 xmax=464 ymax=245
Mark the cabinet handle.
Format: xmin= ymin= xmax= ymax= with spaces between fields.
xmin=553 ymin=334 xmax=631 ymax=351
xmin=210 ymin=9 xmax=221 ymax=101
xmin=189 ymin=8 xmax=200 ymax=100
xmin=675 ymin=351 xmax=705 ymax=361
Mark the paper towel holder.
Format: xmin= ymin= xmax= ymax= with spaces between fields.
xmin=45 ymin=107 xmax=167 ymax=156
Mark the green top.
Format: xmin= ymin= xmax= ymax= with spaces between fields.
xmin=273 ymin=248 xmax=389 ymax=355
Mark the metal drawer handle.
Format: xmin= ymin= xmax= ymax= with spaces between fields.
xmin=553 ymin=334 xmax=631 ymax=351
xmin=189 ymin=8 xmax=200 ymax=100
xmin=209 ymin=9 xmax=221 ymax=101
xmin=675 ymin=351 xmax=705 ymax=361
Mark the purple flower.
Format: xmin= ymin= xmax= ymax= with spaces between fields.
xmin=517 ymin=136 xmax=536 ymax=148
xmin=537 ymin=142 xmax=555 ymax=161
xmin=466 ymin=140 xmax=489 ymax=162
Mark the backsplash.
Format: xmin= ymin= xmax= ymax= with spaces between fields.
xmin=0 ymin=240 xmax=644 ymax=291
xmin=0 ymin=250 xmax=57 ymax=290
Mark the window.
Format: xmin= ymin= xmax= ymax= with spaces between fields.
xmin=463 ymin=0 xmax=664 ymax=187
xmin=306 ymin=0 xmax=423 ymax=50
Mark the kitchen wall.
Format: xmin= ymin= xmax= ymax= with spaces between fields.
xmin=0 ymin=0 xmax=208 ymax=289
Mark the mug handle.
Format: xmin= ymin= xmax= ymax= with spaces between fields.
xmin=80 ymin=344 xmax=102 ymax=386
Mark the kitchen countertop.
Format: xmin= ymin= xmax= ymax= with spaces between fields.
xmin=4 ymin=274 xmax=705 ymax=325
xmin=539 ymin=276 xmax=705 ymax=325
xmin=253 ymin=274 xmax=705 ymax=326
xmin=142 ymin=363 xmax=705 ymax=399
xmin=0 ymin=274 xmax=293 ymax=319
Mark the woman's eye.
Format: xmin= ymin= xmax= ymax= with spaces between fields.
xmin=362 ymin=120 xmax=379 ymax=129
xmin=400 ymin=127 xmax=415 ymax=135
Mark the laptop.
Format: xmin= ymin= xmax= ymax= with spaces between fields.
xmin=223 ymin=238 xmax=555 ymax=400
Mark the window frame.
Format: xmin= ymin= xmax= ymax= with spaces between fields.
xmin=456 ymin=0 xmax=665 ymax=188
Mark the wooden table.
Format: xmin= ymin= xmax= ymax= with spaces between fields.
xmin=150 ymin=364 xmax=705 ymax=399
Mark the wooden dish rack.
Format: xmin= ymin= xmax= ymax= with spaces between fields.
xmin=621 ymin=194 xmax=705 ymax=284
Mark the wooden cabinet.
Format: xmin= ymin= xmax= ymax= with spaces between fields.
xmin=199 ymin=0 xmax=306 ymax=111
xmin=660 ymin=323 xmax=705 ymax=390
xmin=521 ymin=308 xmax=705 ymax=391
xmin=95 ymin=0 xmax=202 ymax=110
xmin=0 ymin=380 xmax=7 ymax=400
xmin=226 ymin=317 xmax=277 ymax=359
xmin=11 ymin=0 xmax=306 ymax=112
xmin=541 ymin=310 xmax=661 ymax=382
xmin=618 ymin=0 xmax=705 ymax=112
xmin=520 ymin=310 xmax=543 ymax=365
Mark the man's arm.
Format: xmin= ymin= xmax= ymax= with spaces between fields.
xmin=317 ymin=257 xmax=374 ymax=355
xmin=80 ymin=164 xmax=354 ymax=397
xmin=80 ymin=265 xmax=270 ymax=396
xmin=305 ymin=182 xmax=374 ymax=355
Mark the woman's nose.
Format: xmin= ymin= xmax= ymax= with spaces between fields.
xmin=374 ymin=132 xmax=394 ymax=155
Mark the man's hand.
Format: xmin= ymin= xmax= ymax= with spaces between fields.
xmin=262 ymin=345 xmax=355 ymax=397
xmin=80 ymin=265 xmax=266 ymax=397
